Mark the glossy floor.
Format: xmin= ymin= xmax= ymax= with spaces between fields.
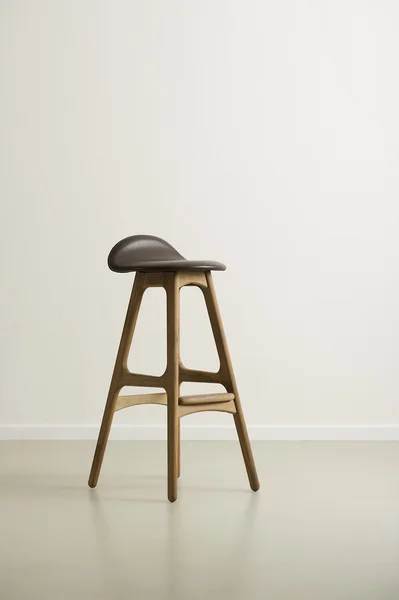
xmin=1 ymin=441 xmax=398 ymax=599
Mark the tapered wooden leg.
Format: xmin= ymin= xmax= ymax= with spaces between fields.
xmin=88 ymin=273 xmax=145 ymax=488
xmin=203 ymin=272 xmax=260 ymax=491
xmin=232 ymin=411 xmax=260 ymax=491
xmin=165 ymin=273 xmax=180 ymax=502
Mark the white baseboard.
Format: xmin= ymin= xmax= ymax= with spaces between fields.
xmin=0 ymin=425 xmax=399 ymax=441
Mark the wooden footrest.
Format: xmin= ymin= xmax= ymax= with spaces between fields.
xmin=178 ymin=392 xmax=234 ymax=406
xmin=115 ymin=392 xmax=235 ymax=412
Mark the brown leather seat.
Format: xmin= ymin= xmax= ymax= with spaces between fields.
xmin=108 ymin=235 xmax=226 ymax=273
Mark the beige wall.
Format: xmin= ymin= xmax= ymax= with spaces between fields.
xmin=1 ymin=1 xmax=399 ymax=438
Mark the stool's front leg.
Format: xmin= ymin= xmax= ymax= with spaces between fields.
xmin=88 ymin=273 xmax=145 ymax=488
xmin=165 ymin=273 xmax=180 ymax=502
xmin=204 ymin=272 xmax=260 ymax=492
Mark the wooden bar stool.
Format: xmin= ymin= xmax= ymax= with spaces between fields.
xmin=88 ymin=235 xmax=260 ymax=502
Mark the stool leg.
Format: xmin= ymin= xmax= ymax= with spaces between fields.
xmin=204 ymin=272 xmax=260 ymax=492
xmin=165 ymin=273 xmax=180 ymax=502
xmin=88 ymin=273 xmax=145 ymax=488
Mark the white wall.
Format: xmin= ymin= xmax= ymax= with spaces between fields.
xmin=1 ymin=0 xmax=399 ymax=439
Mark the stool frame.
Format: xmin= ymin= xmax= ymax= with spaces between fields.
xmin=88 ymin=270 xmax=259 ymax=502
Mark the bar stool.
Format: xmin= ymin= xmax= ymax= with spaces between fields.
xmin=88 ymin=235 xmax=260 ymax=502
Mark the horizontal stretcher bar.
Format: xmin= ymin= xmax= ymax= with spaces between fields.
xmin=115 ymin=392 xmax=234 ymax=414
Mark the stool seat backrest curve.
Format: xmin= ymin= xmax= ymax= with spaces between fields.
xmin=108 ymin=234 xmax=226 ymax=273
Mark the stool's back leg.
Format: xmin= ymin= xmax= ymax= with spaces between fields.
xmin=88 ymin=273 xmax=145 ymax=488
xmin=165 ymin=273 xmax=180 ymax=501
xmin=203 ymin=272 xmax=260 ymax=491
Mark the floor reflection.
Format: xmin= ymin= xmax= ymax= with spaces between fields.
xmin=88 ymin=484 xmax=261 ymax=599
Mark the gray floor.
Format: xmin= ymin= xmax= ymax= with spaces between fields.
xmin=0 ymin=441 xmax=398 ymax=600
